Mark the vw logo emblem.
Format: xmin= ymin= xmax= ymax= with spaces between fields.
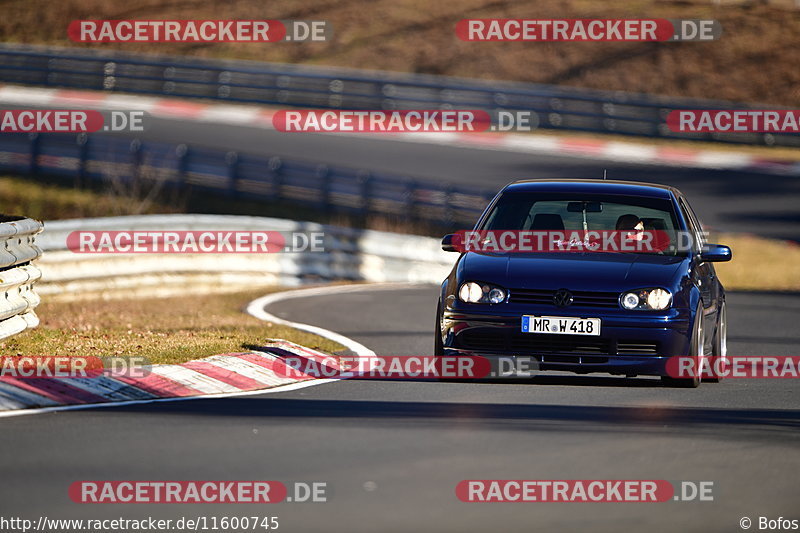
xmin=553 ymin=289 xmax=573 ymax=308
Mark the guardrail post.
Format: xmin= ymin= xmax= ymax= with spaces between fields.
xmin=406 ymin=180 xmax=417 ymax=221
xmin=218 ymin=71 xmax=232 ymax=100
xmin=316 ymin=164 xmax=331 ymax=212
xmin=28 ymin=133 xmax=40 ymax=175
xmin=226 ymin=151 xmax=239 ymax=197
xmin=268 ymin=156 xmax=283 ymax=200
xmin=175 ymin=144 xmax=188 ymax=186
xmin=358 ymin=171 xmax=372 ymax=220
xmin=444 ymin=184 xmax=455 ymax=229
xmin=76 ymin=133 xmax=89 ymax=188
xmin=130 ymin=139 xmax=143 ymax=189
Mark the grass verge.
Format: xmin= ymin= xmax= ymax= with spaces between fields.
xmin=0 ymin=175 xmax=181 ymax=220
xmin=710 ymin=233 xmax=800 ymax=293
xmin=1 ymin=289 xmax=345 ymax=364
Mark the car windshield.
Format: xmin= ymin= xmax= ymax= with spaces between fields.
xmin=479 ymin=191 xmax=684 ymax=256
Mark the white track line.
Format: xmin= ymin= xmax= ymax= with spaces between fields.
xmin=0 ymin=283 xmax=406 ymax=420
xmin=246 ymin=282 xmax=422 ymax=357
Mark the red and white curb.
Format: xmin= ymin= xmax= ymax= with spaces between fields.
xmin=2 ymin=84 xmax=798 ymax=175
xmin=0 ymin=284 xmax=396 ymax=418
xmin=0 ymin=340 xmax=335 ymax=416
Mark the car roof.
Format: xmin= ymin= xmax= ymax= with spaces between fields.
xmin=502 ymin=179 xmax=680 ymax=199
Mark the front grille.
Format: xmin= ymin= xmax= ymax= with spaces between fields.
xmin=544 ymin=355 xmax=609 ymax=364
xmin=617 ymin=342 xmax=659 ymax=355
xmin=460 ymin=331 xmax=503 ymax=350
xmin=459 ymin=330 xmax=610 ymax=355
xmin=510 ymin=333 xmax=611 ymax=355
xmin=509 ymin=288 xmax=619 ymax=308
xmin=457 ymin=330 xmax=659 ymax=360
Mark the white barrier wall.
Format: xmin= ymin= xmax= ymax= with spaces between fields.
xmin=0 ymin=217 xmax=43 ymax=339
xmin=36 ymin=215 xmax=455 ymax=300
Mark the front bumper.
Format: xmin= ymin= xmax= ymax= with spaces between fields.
xmin=441 ymin=305 xmax=692 ymax=377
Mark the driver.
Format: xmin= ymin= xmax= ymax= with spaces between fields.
xmin=616 ymin=213 xmax=644 ymax=233
xmin=615 ymin=214 xmax=647 ymax=250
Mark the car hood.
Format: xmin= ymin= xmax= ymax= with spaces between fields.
xmin=459 ymin=252 xmax=686 ymax=292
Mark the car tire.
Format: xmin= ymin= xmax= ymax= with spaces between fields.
xmin=434 ymin=302 xmax=444 ymax=357
xmin=662 ymin=303 xmax=704 ymax=388
xmin=434 ymin=302 xmax=454 ymax=383
xmin=705 ymin=301 xmax=727 ymax=383
xmin=433 ymin=303 xmax=475 ymax=383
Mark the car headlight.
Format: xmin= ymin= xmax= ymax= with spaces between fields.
xmin=620 ymin=288 xmax=672 ymax=310
xmin=458 ymin=281 xmax=507 ymax=304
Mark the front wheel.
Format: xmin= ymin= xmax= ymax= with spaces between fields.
xmin=434 ymin=302 xmax=444 ymax=356
xmin=434 ymin=303 xmax=459 ymax=382
xmin=662 ymin=303 xmax=704 ymax=388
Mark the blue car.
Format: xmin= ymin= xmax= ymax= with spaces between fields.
xmin=436 ymin=179 xmax=732 ymax=387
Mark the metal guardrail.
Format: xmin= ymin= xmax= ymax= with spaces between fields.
xmin=0 ymin=217 xmax=43 ymax=340
xmin=0 ymin=132 xmax=494 ymax=229
xmin=0 ymin=43 xmax=796 ymax=147
xmin=37 ymin=214 xmax=453 ymax=300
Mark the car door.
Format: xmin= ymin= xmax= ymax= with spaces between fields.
xmin=678 ymin=196 xmax=719 ymax=338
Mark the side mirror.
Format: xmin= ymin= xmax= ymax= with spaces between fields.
xmin=699 ymin=244 xmax=732 ymax=262
xmin=441 ymin=234 xmax=459 ymax=252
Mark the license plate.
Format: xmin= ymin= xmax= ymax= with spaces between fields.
xmin=521 ymin=316 xmax=601 ymax=336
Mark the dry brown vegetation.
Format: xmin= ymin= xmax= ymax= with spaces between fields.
xmin=0 ymin=176 xmax=181 ymax=220
xmin=0 ymin=0 xmax=798 ymax=105
xmin=711 ymin=232 xmax=800 ymax=292
xmin=1 ymin=290 xmax=345 ymax=363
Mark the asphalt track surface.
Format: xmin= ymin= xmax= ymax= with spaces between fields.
xmin=0 ymin=286 xmax=798 ymax=532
